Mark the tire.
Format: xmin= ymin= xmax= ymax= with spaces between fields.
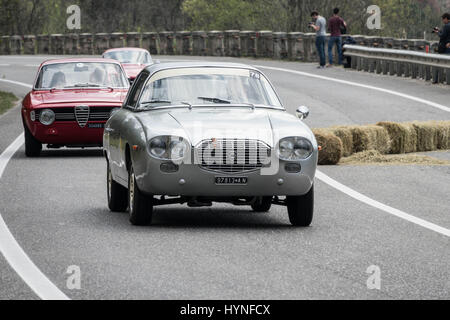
xmin=251 ymin=197 xmax=272 ymax=212
xmin=24 ymin=125 xmax=42 ymax=157
xmin=286 ymin=185 xmax=314 ymax=227
xmin=107 ymin=162 xmax=128 ymax=212
xmin=128 ymin=166 xmax=153 ymax=226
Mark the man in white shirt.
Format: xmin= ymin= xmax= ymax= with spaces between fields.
xmin=310 ymin=11 xmax=327 ymax=68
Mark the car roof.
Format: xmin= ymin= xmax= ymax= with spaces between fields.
xmin=143 ymin=61 xmax=261 ymax=77
xmin=103 ymin=47 xmax=150 ymax=53
xmin=40 ymin=58 xmax=122 ymax=67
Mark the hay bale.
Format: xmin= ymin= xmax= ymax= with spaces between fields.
xmin=376 ymin=122 xmax=417 ymax=154
xmin=350 ymin=125 xmax=391 ymax=154
xmin=411 ymin=122 xmax=439 ymax=152
xmin=330 ymin=127 xmax=354 ymax=157
xmin=426 ymin=121 xmax=450 ymax=150
xmin=312 ymin=129 xmax=343 ymax=165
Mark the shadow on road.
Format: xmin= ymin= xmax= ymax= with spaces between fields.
xmin=14 ymin=148 xmax=104 ymax=158
xmin=94 ymin=207 xmax=294 ymax=230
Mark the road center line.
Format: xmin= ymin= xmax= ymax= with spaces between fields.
xmin=0 ymin=134 xmax=69 ymax=300
xmin=255 ymin=65 xmax=450 ymax=113
xmin=0 ymin=79 xmax=33 ymax=89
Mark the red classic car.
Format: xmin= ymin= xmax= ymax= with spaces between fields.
xmin=102 ymin=48 xmax=153 ymax=83
xmin=22 ymin=58 xmax=130 ymax=157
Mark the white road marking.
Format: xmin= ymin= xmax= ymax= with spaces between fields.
xmin=0 ymin=64 xmax=11 ymax=67
xmin=24 ymin=64 xmax=39 ymax=68
xmin=0 ymin=79 xmax=32 ymax=89
xmin=255 ymin=65 xmax=450 ymax=113
xmin=316 ymin=171 xmax=450 ymax=237
xmin=0 ymin=134 xmax=70 ymax=300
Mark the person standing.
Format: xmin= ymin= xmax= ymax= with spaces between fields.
xmin=433 ymin=13 xmax=450 ymax=54
xmin=310 ymin=11 xmax=327 ymax=69
xmin=327 ymin=8 xmax=347 ymax=66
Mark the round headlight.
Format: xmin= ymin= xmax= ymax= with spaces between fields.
xmin=39 ymin=109 xmax=55 ymax=126
xmin=278 ymin=139 xmax=294 ymax=160
xmin=293 ymin=138 xmax=313 ymax=159
xmin=278 ymin=137 xmax=313 ymax=161
xmin=170 ymin=140 xmax=188 ymax=160
xmin=149 ymin=137 xmax=167 ymax=158
xmin=110 ymin=108 xmax=121 ymax=118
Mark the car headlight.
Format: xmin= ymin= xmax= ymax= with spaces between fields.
xmin=39 ymin=109 xmax=55 ymax=126
xmin=277 ymin=137 xmax=313 ymax=161
xmin=110 ymin=108 xmax=121 ymax=118
xmin=148 ymin=136 xmax=189 ymax=160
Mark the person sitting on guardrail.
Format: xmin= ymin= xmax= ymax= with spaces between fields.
xmin=327 ymin=8 xmax=347 ymax=67
xmin=433 ymin=12 xmax=450 ymax=54
xmin=309 ymin=11 xmax=327 ymax=69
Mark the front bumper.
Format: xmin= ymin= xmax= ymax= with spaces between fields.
xmin=134 ymin=154 xmax=318 ymax=197
xmin=29 ymin=121 xmax=105 ymax=145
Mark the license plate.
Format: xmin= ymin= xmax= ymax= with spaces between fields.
xmin=215 ymin=177 xmax=248 ymax=185
xmin=88 ymin=123 xmax=105 ymax=129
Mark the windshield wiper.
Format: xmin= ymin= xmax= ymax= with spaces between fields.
xmin=65 ymin=83 xmax=102 ymax=88
xmin=197 ymin=97 xmax=231 ymax=104
xmin=140 ymin=100 xmax=172 ymax=106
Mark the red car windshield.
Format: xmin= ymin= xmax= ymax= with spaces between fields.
xmin=103 ymin=51 xmax=152 ymax=65
xmin=35 ymin=62 xmax=129 ymax=89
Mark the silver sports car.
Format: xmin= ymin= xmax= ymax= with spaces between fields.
xmin=103 ymin=62 xmax=318 ymax=226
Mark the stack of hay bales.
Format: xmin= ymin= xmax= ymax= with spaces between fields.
xmin=312 ymin=129 xmax=343 ymax=165
xmin=313 ymin=120 xmax=450 ymax=165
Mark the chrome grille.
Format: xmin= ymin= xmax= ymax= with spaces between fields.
xmin=35 ymin=107 xmax=115 ymax=123
xmin=196 ymin=139 xmax=271 ymax=173
xmin=75 ymin=105 xmax=90 ymax=128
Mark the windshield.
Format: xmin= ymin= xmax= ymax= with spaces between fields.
xmin=35 ymin=62 xmax=129 ymax=89
xmin=137 ymin=68 xmax=282 ymax=109
xmin=103 ymin=51 xmax=153 ymax=65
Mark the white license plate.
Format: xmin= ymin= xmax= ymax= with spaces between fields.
xmin=215 ymin=177 xmax=248 ymax=185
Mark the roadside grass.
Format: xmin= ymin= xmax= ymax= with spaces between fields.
xmin=0 ymin=91 xmax=18 ymax=116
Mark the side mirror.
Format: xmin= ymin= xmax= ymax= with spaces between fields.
xmin=296 ymin=106 xmax=310 ymax=120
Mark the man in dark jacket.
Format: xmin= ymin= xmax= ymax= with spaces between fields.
xmin=433 ymin=13 xmax=450 ymax=54
xmin=327 ymin=8 xmax=347 ymax=66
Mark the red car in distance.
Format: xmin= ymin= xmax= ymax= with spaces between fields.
xmin=22 ymin=58 xmax=130 ymax=157
xmin=102 ymin=48 xmax=153 ymax=83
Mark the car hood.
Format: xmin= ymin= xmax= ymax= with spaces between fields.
xmin=31 ymin=89 xmax=127 ymax=106
xmin=137 ymin=107 xmax=315 ymax=147
xmin=123 ymin=64 xmax=145 ymax=79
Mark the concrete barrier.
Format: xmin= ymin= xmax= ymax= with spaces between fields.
xmin=50 ymin=34 xmax=64 ymax=55
xmin=1 ymin=36 xmax=11 ymax=55
xmin=10 ymin=35 xmax=23 ymax=55
xmin=79 ymin=33 xmax=94 ymax=55
xmin=142 ymin=32 xmax=158 ymax=55
xmin=64 ymin=34 xmax=79 ymax=55
xmin=159 ymin=31 xmax=175 ymax=55
xmin=37 ymin=35 xmax=50 ymax=54
xmin=287 ymin=32 xmax=305 ymax=61
xmin=110 ymin=32 xmax=125 ymax=48
xmin=192 ymin=31 xmax=207 ymax=56
xmin=273 ymin=32 xmax=288 ymax=59
xmin=240 ymin=31 xmax=257 ymax=57
xmin=126 ymin=32 xmax=141 ymax=48
xmin=95 ymin=33 xmax=110 ymax=55
xmin=23 ymin=35 xmax=36 ymax=55
xmin=257 ymin=31 xmax=273 ymax=58
xmin=207 ymin=31 xmax=224 ymax=56
xmin=224 ymin=30 xmax=240 ymax=57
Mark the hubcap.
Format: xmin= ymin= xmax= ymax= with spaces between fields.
xmin=129 ymin=171 xmax=135 ymax=214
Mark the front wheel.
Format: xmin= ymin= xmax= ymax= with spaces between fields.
xmin=128 ymin=166 xmax=153 ymax=226
xmin=286 ymin=185 xmax=314 ymax=227
xmin=24 ymin=125 xmax=42 ymax=157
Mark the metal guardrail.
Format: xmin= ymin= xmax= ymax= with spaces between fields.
xmin=343 ymin=45 xmax=450 ymax=85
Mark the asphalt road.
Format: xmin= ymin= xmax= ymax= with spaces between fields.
xmin=0 ymin=55 xmax=449 ymax=300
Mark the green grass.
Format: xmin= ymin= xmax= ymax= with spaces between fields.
xmin=0 ymin=91 xmax=18 ymax=116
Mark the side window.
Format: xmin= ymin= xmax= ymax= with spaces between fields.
xmin=125 ymin=72 xmax=149 ymax=109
